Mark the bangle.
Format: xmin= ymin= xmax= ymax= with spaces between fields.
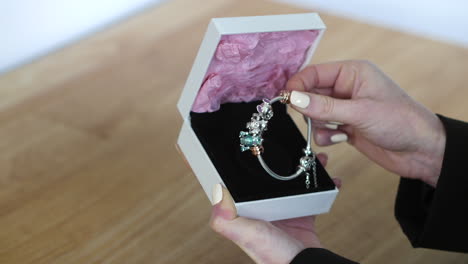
xmin=239 ymin=90 xmax=317 ymax=189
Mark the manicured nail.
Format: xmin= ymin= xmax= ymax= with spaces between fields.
xmin=331 ymin=133 xmax=348 ymax=143
xmin=328 ymin=121 xmax=344 ymax=125
xmin=325 ymin=123 xmax=338 ymax=130
xmin=212 ymin=183 xmax=223 ymax=205
xmin=290 ymin=91 xmax=310 ymax=108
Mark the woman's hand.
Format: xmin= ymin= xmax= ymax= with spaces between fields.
xmin=287 ymin=60 xmax=446 ymax=187
xmin=210 ymin=153 xmax=341 ymax=264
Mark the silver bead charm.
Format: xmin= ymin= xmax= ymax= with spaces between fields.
xmin=299 ymin=156 xmax=315 ymax=171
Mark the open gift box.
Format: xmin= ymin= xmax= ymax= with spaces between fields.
xmin=177 ymin=13 xmax=338 ymax=221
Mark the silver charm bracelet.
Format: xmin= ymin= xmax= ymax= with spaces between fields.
xmin=239 ymin=90 xmax=318 ymax=189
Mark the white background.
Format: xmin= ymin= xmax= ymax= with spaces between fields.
xmin=278 ymin=0 xmax=468 ymax=47
xmin=1 ymin=0 xmax=467 ymax=74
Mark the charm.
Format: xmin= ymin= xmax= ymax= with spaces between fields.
xmin=257 ymin=99 xmax=274 ymax=120
xmin=299 ymin=156 xmax=315 ymax=171
xmin=239 ymin=131 xmax=263 ymax=152
xmin=239 ymin=90 xmax=318 ymax=189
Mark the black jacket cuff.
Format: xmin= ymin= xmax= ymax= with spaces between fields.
xmin=291 ymin=248 xmax=358 ymax=264
xmin=395 ymin=114 xmax=468 ymax=253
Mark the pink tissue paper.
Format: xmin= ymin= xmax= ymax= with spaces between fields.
xmin=191 ymin=30 xmax=319 ymax=113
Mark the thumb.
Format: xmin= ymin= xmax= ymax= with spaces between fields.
xmin=289 ymin=90 xmax=359 ymax=125
xmin=209 ymin=184 xmax=306 ymax=264
xmin=210 ymin=183 xmax=237 ymax=230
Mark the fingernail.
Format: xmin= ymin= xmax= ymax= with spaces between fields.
xmin=212 ymin=183 xmax=223 ymax=205
xmin=290 ymin=91 xmax=310 ymax=108
xmin=325 ymin=123 xmax=338 ymax=130
xmin=331 ymin=133 xmax=348 ymax=143
xmin=328 ymin=121 xmax=344 ymax=125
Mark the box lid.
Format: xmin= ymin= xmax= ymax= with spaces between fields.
xmin=177 ymin=13 xmax=326 ymax=118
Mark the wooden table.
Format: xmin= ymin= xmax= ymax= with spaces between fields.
xmin=0 ymin=0 xmax=467 ymax=263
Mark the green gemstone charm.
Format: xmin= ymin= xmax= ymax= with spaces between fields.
xmin=239 ymin=132 xmax=263 ymax=152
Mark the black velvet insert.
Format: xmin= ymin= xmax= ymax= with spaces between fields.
xmin=190 ymin=101 xmax=335 ymax=202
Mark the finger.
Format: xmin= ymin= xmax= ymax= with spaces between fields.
xmin=272 ymin=215 xmax=316 ymax=229
xmin=210 ymin=183 xmax=254 ymax=240
xmin=304 ymin=116 xmax=343 ymax=130
xmin=286 ymin=61 xmax=358 ymax=99
xmin=290 ymin=91 xmax=361 ymax=125
xmin=220 ymin=218 xmax=304 ymax=264
xmin=210 ymin=185 xmax=264 ymax=240
xmin=332 ymin=178 xmax=342 ymax=189
xmin=308 ymin=118 xmax=332 ymax=128
xmin=314 ymin=127 xmax=349 ymax=146
xmin=210 ymin=184 xmax=237 ymax=226
xmin=210 ymin=184 xmax=252 ymax=243
xmin=210 ymin=185 xmax=304 ymax=263
xmin=316 ymin=152 xmax=328 ymax=167
xmin=312 ymin=87 xmax=333 ymax=96
xmin=287 ymin=63 xmax=343 ymax=90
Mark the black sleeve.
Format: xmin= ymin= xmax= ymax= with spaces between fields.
xmin=291 ymin=115 xmax=468 ymax=263
xmin=290 ymin=248 xmax=359 ymax=264
xmin=395 ymin=114 xmax=468 ymax=253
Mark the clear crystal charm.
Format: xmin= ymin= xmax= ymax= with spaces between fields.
xmin=251 ymin=113 xmax=261 ymax=121
xmin=247 ymin=121 xmax=260 ymax=134
xmin=299 ymin=156 xmax=315 ymax=171
xmin=257 ymin=100 xmax=273 ymax=120
xmin=247 ymin=112 xmax=268 ymax=135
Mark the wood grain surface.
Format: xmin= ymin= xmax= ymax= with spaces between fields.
xmin=0 ymin=0 xmax=467 ymax=263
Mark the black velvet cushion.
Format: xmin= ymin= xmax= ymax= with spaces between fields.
xmin=190 ymin=101 xmax=335 ymax=202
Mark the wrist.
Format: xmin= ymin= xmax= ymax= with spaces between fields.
xmin=416 ymin=113 xmax=446 ymax=187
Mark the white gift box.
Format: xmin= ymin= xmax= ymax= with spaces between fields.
xmin=177 ymin=13 xmax=338 ymax=221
